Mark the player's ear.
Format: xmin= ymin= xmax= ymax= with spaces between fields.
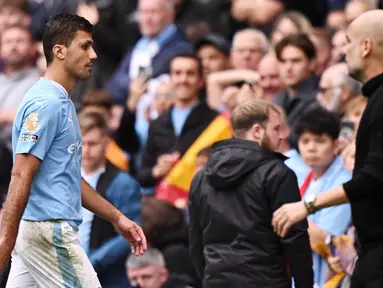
xmin=52 ymin=44 xmax=66 ymax=61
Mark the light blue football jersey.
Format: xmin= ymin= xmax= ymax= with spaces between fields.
xmin=12 ymin=78 xmax=83 ymax=228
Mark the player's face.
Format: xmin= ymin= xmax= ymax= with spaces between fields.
xmin=65 ymin=30 xmax=97 ymax=80
xmin=81 ymin=128 xmax=108 ymax=172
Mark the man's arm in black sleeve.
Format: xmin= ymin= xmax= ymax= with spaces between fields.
xmin=188 ymin=171 xmax=205 ymax=280
xmin=113 ymin=108 xmax=140 ymax=154
xmin=343 ymin=117 xmax=383 ymax=202
xmin=135 ymin=124 xmax=159 ymax=187
xmin=268 ymin=165 xmax=314 ymax=288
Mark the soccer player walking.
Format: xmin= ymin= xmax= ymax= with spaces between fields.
xmin=0 ymin=13 xmax=146 ymax=287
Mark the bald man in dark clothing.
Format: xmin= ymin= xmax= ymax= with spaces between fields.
xmin=272 ymin=10 xmax=383 ymax=288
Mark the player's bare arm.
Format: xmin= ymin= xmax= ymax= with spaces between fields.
xmin=0 ymin=154 xmax=41 ymax=270
xmin=272 ymin=185 xmax=349 ymax=237
xmin=81 ymin=178 xmax=147 ymax=256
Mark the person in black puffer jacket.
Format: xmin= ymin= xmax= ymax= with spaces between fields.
xmin=189 ymin=99 xmax=313 ymax=288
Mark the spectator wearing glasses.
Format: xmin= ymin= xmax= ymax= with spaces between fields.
xmin=317 ymin=63 xmax=362 ymax=116
xmin=206 ymin=29 xmax=268 ymax=110
xmin=230 ymin=28 xmax=269 ymax=71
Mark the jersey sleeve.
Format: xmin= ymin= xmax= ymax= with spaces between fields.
xmin=15 ymin=99 xmax=61 ymax=161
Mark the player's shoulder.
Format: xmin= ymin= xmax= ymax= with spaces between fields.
xmin=21 ymin=79 xmax=64 ymax=112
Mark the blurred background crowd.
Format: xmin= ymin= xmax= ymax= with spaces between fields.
xmin=0 ymin=0 xmax=379 ymax=287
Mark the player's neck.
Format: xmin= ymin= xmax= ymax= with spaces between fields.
xmin=44 ymin=66 xmax=77 ymax=95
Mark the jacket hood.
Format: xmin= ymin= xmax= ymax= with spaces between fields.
xmin=205 ymin=138 xmax=286 ymax=189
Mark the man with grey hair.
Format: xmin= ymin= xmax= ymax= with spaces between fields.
xmin=317 ymin=63 xmax=362 ymax=114
xmin=107 ymin=0 xmax=193 ymax=104
xmin=126 ymin=248 xmax=193 ymax=288
xmin=231 ymin=28 xmax=269 ymax=71
xmin=272 ymin=10 xmax=383 ymax=287
xmin=127 ymin=248 xmax=168 ymax=288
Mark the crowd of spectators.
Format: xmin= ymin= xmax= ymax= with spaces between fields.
xmin=0 ymin=0 xmax=378 ymax=287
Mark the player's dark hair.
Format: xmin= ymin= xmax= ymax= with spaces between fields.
xmin=42 ymin=13 xmax=94 ymax=64
xmin=275 ymin=33 xmax=316 ymax=61
xmin=170 ymin=52 xmax=203 ymax=77
xmin=296 ymin=107 xmax=340 ymax=140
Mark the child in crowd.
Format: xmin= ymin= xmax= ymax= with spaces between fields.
xmin=296 ymin=107 xmax=352 ymax=287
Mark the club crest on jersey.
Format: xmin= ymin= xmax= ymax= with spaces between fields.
xmin=25 ymin=112 xmax=39 ymax=132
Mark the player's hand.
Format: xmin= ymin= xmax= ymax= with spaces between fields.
xmin=272 ymin=201 xmax=308 ymax=237
xmin=114 ymin=215 xmax=147 ymax=256
xmin=0 ymin=237 xmax=13 ymax=271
